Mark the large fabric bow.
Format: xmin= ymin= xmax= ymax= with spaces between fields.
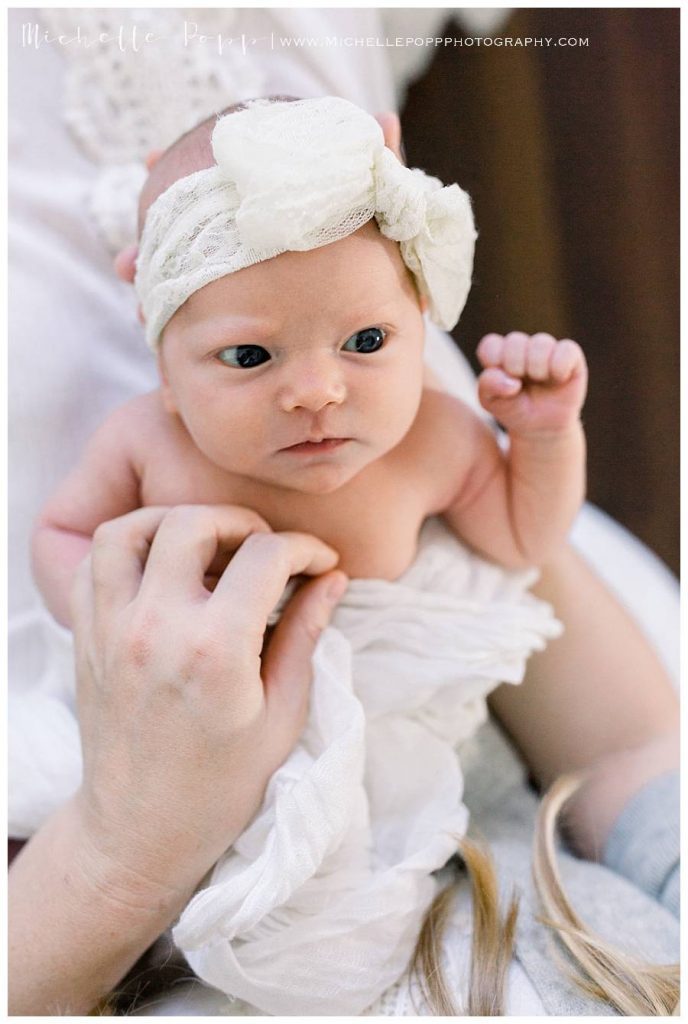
xmin=211 ymin=96 xmax=477 ymax=331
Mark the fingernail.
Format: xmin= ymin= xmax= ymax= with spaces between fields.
xmin=326 ymin=573 xmax=348 ymax=603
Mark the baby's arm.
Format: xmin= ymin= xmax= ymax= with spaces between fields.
xmin=32 ymin=403 xmax=143 ymax=627
xmin=440 ymin=332 xmax=587 ymax=568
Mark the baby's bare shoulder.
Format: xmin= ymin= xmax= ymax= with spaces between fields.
xmin=406 ymin=386 xmax=482 ymax=457
xmin=95 ymin=390 xmax=170 ymax=455
xmin=393 ymin=387 xmax=487 ymax=512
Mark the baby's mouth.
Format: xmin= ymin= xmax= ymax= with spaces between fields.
xmin=280 ymin=438 xmax=351 ymax=455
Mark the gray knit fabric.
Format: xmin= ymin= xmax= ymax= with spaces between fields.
xmin=460 ymin=721 xmax=680 ymax=1016
xmin=603 ymin=770 xmax=680 ymax=918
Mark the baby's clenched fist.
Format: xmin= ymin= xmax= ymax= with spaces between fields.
xmin=476 ymin=331 xmax=588 ymax=436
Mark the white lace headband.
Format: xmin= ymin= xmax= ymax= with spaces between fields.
xmin=135 ymin=97 xmax=477 ymax=349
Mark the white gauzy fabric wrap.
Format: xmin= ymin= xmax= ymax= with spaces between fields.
xmin=174 ymin=519 xmax=561 ymax=1015
xmin=135 ymin=96 xmax=477 ymax=347
xmin=8 ymin=518 xmax=560 ymax=1014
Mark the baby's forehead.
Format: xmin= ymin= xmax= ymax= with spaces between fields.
xmin=178 ymin=224 xmax=415 ymax=331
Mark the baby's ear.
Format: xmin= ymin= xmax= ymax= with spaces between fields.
xmin=156 ymin=349 xmax=179 ymax=414
xmin=419 ymin=295 xmax=429 ymax=314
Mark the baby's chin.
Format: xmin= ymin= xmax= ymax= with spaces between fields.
xmin=267 ymin=457 xmax=368 ymax=496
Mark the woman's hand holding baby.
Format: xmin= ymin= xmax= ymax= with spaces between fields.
xmin=10 ymin=504 xmax=347 ymax=1014
xmin=71 ymin=504 xmax=346 ymax=898
xmin=476 ymin=331 xmax=588 ymax=435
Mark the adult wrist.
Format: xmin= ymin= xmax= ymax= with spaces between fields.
xmin=71 ymin=792 xmax=201 ymax=917
xmin=9 ymin=796 xmax=193 ymax=1015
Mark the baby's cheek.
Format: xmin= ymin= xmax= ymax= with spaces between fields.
xmin=380 ymin=379 xmax=422 ymax=447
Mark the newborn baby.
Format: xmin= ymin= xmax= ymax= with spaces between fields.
xmin=27 ymin=96 xmax=587 ymax=1014
xmin=32 ymin=96 xmax=587 ymax=628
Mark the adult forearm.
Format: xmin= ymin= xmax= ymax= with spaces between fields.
xmin=489 ymin=543 xmax=678 ymax=789
xmin=8 ymin=797 xmax=193 ymax=1015
xmin=506 ymin=422 xmax=586 ymax=563
xmin=561 ymin=727 xmax=679 ymax=862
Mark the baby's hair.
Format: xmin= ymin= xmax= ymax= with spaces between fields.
xmin=136 ymin=95 xmax=301 ymax=239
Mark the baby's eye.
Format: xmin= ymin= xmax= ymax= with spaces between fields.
xmin=217 ymin=345 xmax=271 ymax=369
xmin=341 ymin=327 xmax=386 ymax=354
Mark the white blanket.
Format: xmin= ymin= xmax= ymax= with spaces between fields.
xmin=9 ymin=518 xmax=561 ymax=1015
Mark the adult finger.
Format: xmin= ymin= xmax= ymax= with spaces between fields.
xmin=113 ymin=245 xmax=138 ymax=284
xmin=138 ymin=504 xmax=272 ymax=604
xmin=145 ymin=149 xmax=164 ymax=170
xmin=69 ymin=555 xmax=96 ymax=650
xmin=262 ymin=570 xmax=348 ymax=734
xmin=375 ymin=111 xmax=405 ymax=163
xmin=90 ymin=507 xmax=173 ymax=617
xmin=211 ymin=531 xmax=340 ymax=637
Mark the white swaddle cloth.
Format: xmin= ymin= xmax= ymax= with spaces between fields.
xmin=9 ymin=517 xmax=562 ymax=1016
xmin=173 ymin=523 xmax=562 ymax=1016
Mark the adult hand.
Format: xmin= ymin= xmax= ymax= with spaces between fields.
xmin=11 ymin=503 xmax=346 ymax=1014
xmin=71 ymin=503 xmax=347 ymax=903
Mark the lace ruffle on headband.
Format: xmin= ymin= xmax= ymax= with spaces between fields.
xmin=40 ymin=8 xmax=266 ymax=252
xmin=135 ymin=97 xmax=477 ymax=346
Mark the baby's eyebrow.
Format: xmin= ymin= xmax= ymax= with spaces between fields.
xmin=193 ymin=317 xmax=278 ymax=346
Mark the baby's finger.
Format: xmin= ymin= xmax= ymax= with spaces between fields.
xmin=478 ymin=367 xmax=523 ymax=406
xmin=550 ymin=340 xmax=586 ymax=383
xmin=502 ymin=332 xmax=529 ymax=377
xmin=476 ymin=333 xmax=504 ymax=368
xmin=526 ymin=333 xmax=557 ymax=381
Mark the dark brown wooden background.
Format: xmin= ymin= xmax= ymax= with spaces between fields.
xmin=401 ymin=8 xmax=679 ymax=574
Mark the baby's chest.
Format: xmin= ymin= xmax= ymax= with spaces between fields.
xmin=139 ymin=453 xmax=431 ymax=582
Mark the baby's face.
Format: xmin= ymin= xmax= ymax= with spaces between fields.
xmin=158 ymin=222 xmax=426 ymax=495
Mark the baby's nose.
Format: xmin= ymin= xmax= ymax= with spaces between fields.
xmin=278 ymin=361 xmax=347 ymax=413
